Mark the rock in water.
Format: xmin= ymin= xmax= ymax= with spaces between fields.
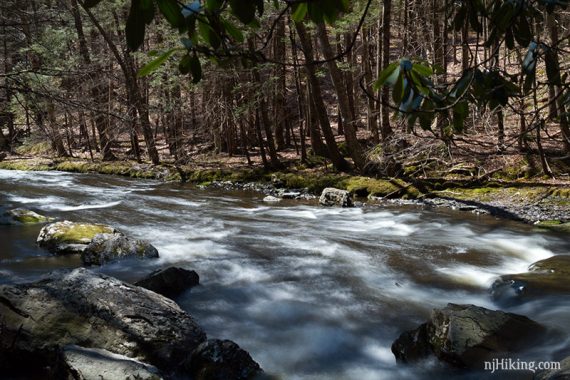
xmin=319 ymin=188 xmax=353 ymax=207
xmin=37 ymin=220 xmax=118 ymax=255
xmin=263 ymin=196 xmax=281 ymax=203
xmin=492 ymin=255 xmax=570 ymax=304
xmin=184 ymin=339 xmax=263 ymax=380
xmin=135 ymin=267 xmax=199 ymax=298
xmin=0 ymin=268 xmax=206 ymax=377
xmin=82 ymin=233 xmax=159 ymax=266
xmin=391 ymin=303 xmax=545 ymax=369
xmin=63 ymin=345 xmax=163 ymax=380
xmin=2 ymin=208 xmax=54 ymax=225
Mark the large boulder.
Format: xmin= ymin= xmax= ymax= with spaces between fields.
xmin=82 ymin=233 xmax=159 ymax=266
xmin=492 ymin=255 xmax=570 ymax=304
xmin=319 ymin=187 xmax=353 ymax=207
xmin=184 ymin=339 xmax=263 ymax=380
xmin=0 ymin=268 xmax=206 ymax=377
xmin=37 ymin=221 xmax=118 ymax=255
xmin=135 ymin=267 xmax=199 ymax=299
xmin=392 ymin=304 xmax=545 ymax=369
xmin=1 ymin=208 xmax=54 ymax=225
xmin=63 ymin=345 xmax=163 ymax=380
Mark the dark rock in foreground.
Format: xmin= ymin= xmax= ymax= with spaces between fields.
xmin=0 ymin=268 xmax=206 ymax=377
xmin=319 ymin=187 xmax=353 ymax=207
xmin=185 ymin=339 xmax=263 ymax=380
xmin=392 ymin=303 xmax=545 ymax=369
xmin=492 ymin=255 xmax=570 ymax=304
xmin=135 ymin=267 xmax=199 ymax=298
xmin=82 ymin=233 xmax=159 ymax=266
xmin=63 ymin=345 xmax=163 ymax=380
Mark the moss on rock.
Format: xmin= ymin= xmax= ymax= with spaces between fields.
xmin=37 ymin=221 xmax=118 ymax=255
xmin=344 ymin=177 xmax=420 ymax=199
xmin=4 ymin=209 xmax=54 ymax=224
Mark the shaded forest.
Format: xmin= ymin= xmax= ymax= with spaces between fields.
xmin=1 ymin=0 xmax=569 ymax=179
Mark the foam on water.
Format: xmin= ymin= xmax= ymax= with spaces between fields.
xmin=477 ymin=233 xmax=554 ymax=263
xmin=8 ymin=195 xmax=67 ymax=205
xmin=41 ymin=200 xmax=122 ymax=211
xmin=436 ymin=264 xmax=505 ymax=288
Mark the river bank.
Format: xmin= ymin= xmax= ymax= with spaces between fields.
xmin=1 ymin=155 xmax=568 ymax=231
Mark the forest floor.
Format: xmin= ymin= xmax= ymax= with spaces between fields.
xmin=1 ymin=141 xmax=569 ymax=234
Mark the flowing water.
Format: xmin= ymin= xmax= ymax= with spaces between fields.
xmin=1 ymin=169 xmax=569 ymax=379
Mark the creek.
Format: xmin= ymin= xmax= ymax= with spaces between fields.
xmin=1 ymin=169 xmax=569 ymax=379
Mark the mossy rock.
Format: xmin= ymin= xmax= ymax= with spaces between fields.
xmin=37 ymin=221 xmax=118 ymax=255
xmin=344 ymin=177 xmax=420 ymax=199
xmin=529 ymin=255 xmax=570 ymax=275
xmin=2 ymin=209 xmax=54 ymax=225
xmin=535 ymin=220 xmax=570 ymax=233
xmin=491 ymin=255 xmax=570 ymax=304
xmin=0 ymin=160 xmax=52 ymax=171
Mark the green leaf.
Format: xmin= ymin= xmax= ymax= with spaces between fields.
xmin=453 ymin=5 xmax=467 ymax=32
xmin=374 ymin=62 xmax=399 ymax=90
xmin=409 ymin=70 xmax=430 ymax=96
xmin=307 ymin=4 xmax=325 ymax=23
xmin=419 ymin=111 xmax=434 ymax=131
xmin=544 ymin=48 xmax=562 ymax=86
xmin=505 ymin=28 xmax=514 ymax=50
xmin=222 ymin=19 xmax=244 ymax=43
xmin=452 ymin=101 xmax=468 ymax=132
xmin=205 ymin=0 xmax=223 ymax=11
xmin=138 ymin=48 xmax=180 ymax=77
xmin=449 ymin=70 xmax=473 ymax=98
xmin=393 ymin=74 xmax=405 ymax=104
xmin=412 ymin=63 xmax=433 ymax=77
xmin=190 ymin=54 xmax=202 ymax=83
xmin=179 ymin=54 xmax=192 ymax=74
xmin=198 ymin=20 xmax=221 ymax=49
xmin=254 ymin=0 xmax=264 ymax=16
xmin=126 ymin=0 xmax=147 ymax=51
xmin=292 ymin=3 xmax=308 ymax=21
xmin=157 ymin=0 xmax=184 ymax=28
xmin=83 ymin=0 xmax=103 ymax=8
xmin=513 ymin=16 xmax=532 ymax=47
xmin=230 ymin=0 xmax=256 ymax=25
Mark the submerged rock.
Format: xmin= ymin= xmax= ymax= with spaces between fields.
xmin=392 ymin=303 xmax=544 ymax=369
xmin=82 ymin=233 xmax=159 ymax=266
xmin=319 ymin=187 xmax=353 ymax=207
xmin=135 ymin=267 xmax=199 ymax=298
xmin=2 ymin=208 xmax=54 ymax=225
xmin=63 ymin=345 xmax=163 ymax=380
xmin=492 ymin=255 xmax=570 ymax=304
xmin=37 ymin=220 xmax=118 ymax=255
xmin=0 ymin=268 xmax=206 ymax=376
xmin=184 ymin=339 xmax=263 ymax=380
xmin=263 ymin=195 xmax=281 ymax=203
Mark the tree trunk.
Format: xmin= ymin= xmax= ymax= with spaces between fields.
xmin=380 ymin=0 xmax=393 ymax=140
xmin=273 ymin=17 xmax=286 ymax=150
xmin=70 ymin=0 xmax=115 ymax=160
xmin=295 ymin=22 xmax=350 ymax=171
xmin=316 ymin=23 xmax=366 ymax=170
xmin=80 ymin=4 xmax=160 ymax=164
